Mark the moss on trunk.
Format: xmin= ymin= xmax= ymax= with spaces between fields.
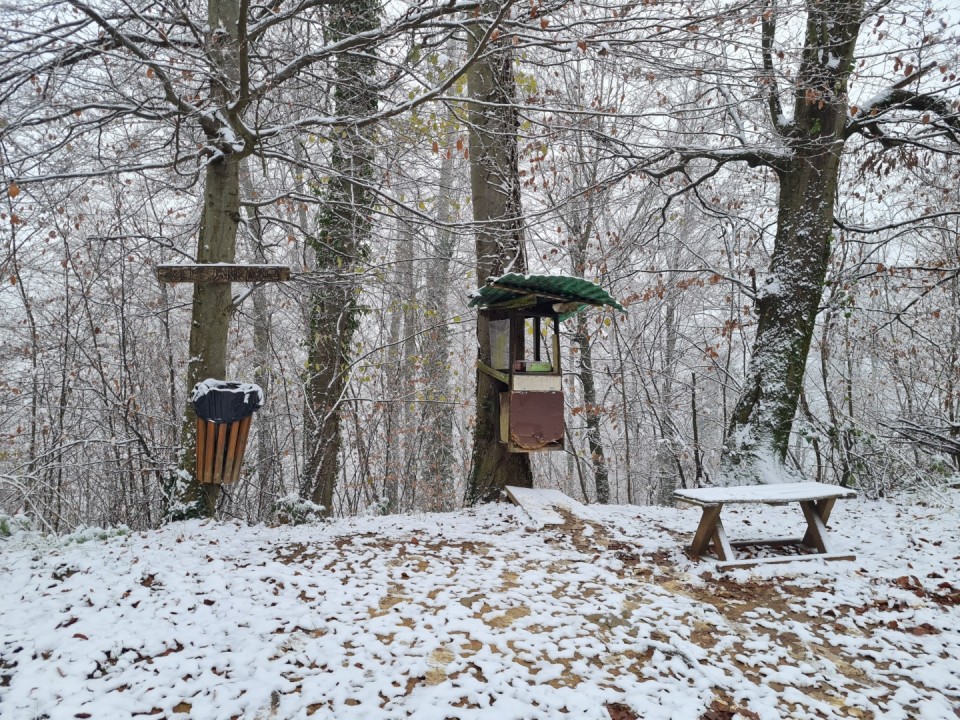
xmin=724 ymin=0 xmax=863 ymax=482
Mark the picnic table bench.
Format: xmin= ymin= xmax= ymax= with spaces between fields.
xmin=673 ymin=482 xmax=857 ymax=569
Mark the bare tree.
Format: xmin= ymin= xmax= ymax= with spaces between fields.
xmin=589 ymin=0 xmax=960 ymax=483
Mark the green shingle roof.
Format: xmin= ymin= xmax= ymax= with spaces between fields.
xmin=469 ymin=273 xmax=625 ymax=318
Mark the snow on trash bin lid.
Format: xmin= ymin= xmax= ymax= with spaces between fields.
xmin=191 ymin=379 xmax=264 ymax=423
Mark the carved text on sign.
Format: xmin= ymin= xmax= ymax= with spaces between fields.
xmin=156 ymin=264 xmax=291 ymax=284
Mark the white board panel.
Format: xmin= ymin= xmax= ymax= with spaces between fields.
xmin=512 ymin=374 xmax=562 ymax=392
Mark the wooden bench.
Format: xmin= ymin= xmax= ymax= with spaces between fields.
xmin=673 ymin=482 xmax=857 ymax=569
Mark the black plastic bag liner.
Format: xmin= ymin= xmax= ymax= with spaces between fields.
xmin=191 ymin=379 xmax=264 ymax=423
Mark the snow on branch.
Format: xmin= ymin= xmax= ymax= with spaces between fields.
xmin=889 ymin=419 xmax=960 ymax=459
xmin=847 ymin=63 xmax=960 ymax=145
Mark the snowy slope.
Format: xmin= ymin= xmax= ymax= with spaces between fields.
xmin=1 ymin=495 xmax=958 ymax=720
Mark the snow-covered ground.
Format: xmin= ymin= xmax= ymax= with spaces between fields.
xmin=2 ymin=493 xmax=959 ymax=720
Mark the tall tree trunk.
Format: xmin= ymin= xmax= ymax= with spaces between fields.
xmin=382 ymin=215 xmax=416 ymax=513
xmin=654 ymin=213 xmax=686 ymax=504
xmin=947 ymin=259 xmax=960 ymax=471
xmin=724 ymin=0 xmax=862 ymax=483
xmin=240 ymin=164 xmax=280 ymax=519
xmin=398 ymin=217 xmax=419 ymax=510
xmin=303 ymin=284 xmax=351 ymax=513
xmin=653 ymin=292 xmax=681 ymax=505
xmin=466 ymin=11 xmax=532 ymax=504
xmin=420 ymin=138 xmax=458 ymax=510
xmin=173 ymin=157 xmax=241 ymax=517
xmin=572 ymin=313 xmax=610 ymax=503
xmin=382 ymin=247 xmax=403 ymax=513
xmin=608 ymin=316 xmax=635 ymax=503
xmin=302 ymin=0 xmax=378 ymax=513
xmin=567 ymin=201 xmax=610 ymax=504
xmin=169 ymin=0 xmax=244 ymax=517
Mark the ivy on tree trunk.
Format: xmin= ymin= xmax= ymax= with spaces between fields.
xmin=302 ymin=0 xmax=379 ymax=514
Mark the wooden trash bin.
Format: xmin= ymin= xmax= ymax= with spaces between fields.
xmin=195 ymin=415 xmax=252 ymax=485
xmin=191 ymin=379 xmax=264 ymax=485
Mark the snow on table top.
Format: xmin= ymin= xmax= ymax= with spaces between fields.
xmin=2 ymin=493 xmax=958 ymax=720
xmin=673 ymin=481 xmax=857 ymax=505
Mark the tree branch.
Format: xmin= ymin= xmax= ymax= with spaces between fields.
xmin=760 ymin=1 xmax=785 ymax=134
xmin=646 ymin=146 xmax=787 ymax=178
xmin=834 ymin=210 xmax=960 ymax=235
xmin=253 ymin=0 xmax=485 ymax=102
xmin=65 ymin=0 xmax=214 ymax=135
xmin=846 ymin=63 xmax=960 ymax=143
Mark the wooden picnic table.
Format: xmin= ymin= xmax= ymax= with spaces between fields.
xmin=673 ymin=482 xmax=857 ymax=569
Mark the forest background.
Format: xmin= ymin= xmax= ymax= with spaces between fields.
xmin=2 ymin=0 xmax=960 ymax=532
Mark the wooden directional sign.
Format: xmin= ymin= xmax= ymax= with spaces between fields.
xmin=156 ymin=264 xmax=291 ymax=284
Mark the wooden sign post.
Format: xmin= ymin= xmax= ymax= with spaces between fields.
xmin=157 ymin=263 xmax=291 ymax=497
xmin=156 ymin=264 xmax=291 ymax=285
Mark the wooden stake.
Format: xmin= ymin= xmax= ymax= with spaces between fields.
xmin=203 ymin=421 xmax=217 ymax=484
xmin=223 ymin=419 xmax=242 ymax=485
xmin=230 ymin=415 xmax=253 ymax=484
xmin=212 ymin=423 xmax=228 ymax=484
xmin=196 ymin=419 xmax=207 ymax=484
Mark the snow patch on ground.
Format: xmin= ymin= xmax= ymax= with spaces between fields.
xmin=2 ymin=496 xmax=959 ymax=719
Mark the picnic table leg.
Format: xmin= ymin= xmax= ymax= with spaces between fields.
xmin=689 ymin=505 xmax=722 ymax=558
xmin=799 ymin=500 xmax=833 ymax=554
xmin=801 ymin=497 xmax=837 ymax=547
xmin=711 ymin=518 xmax=734 ymax=562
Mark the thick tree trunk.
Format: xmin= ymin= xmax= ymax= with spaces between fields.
xmin=168 ymin=0 xmax=246 ymax=519
xmin=303 ymin=202 xmax=368 ymax=513
xmin=302 ymin=0 xmax=378 ymax=513
xmin=173 ymin=157 xmax=241 ymax=517
xmin=724 ymin=0 xmax=862 ymax=483
xmin=466 ymin=13 xmax=532 ymax=504
xmin=303 ymin=287 xmax=352 ymax=512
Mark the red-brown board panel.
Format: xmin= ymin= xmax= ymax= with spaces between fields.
xmin=509 ymin=391 xmax=564 ymax=450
